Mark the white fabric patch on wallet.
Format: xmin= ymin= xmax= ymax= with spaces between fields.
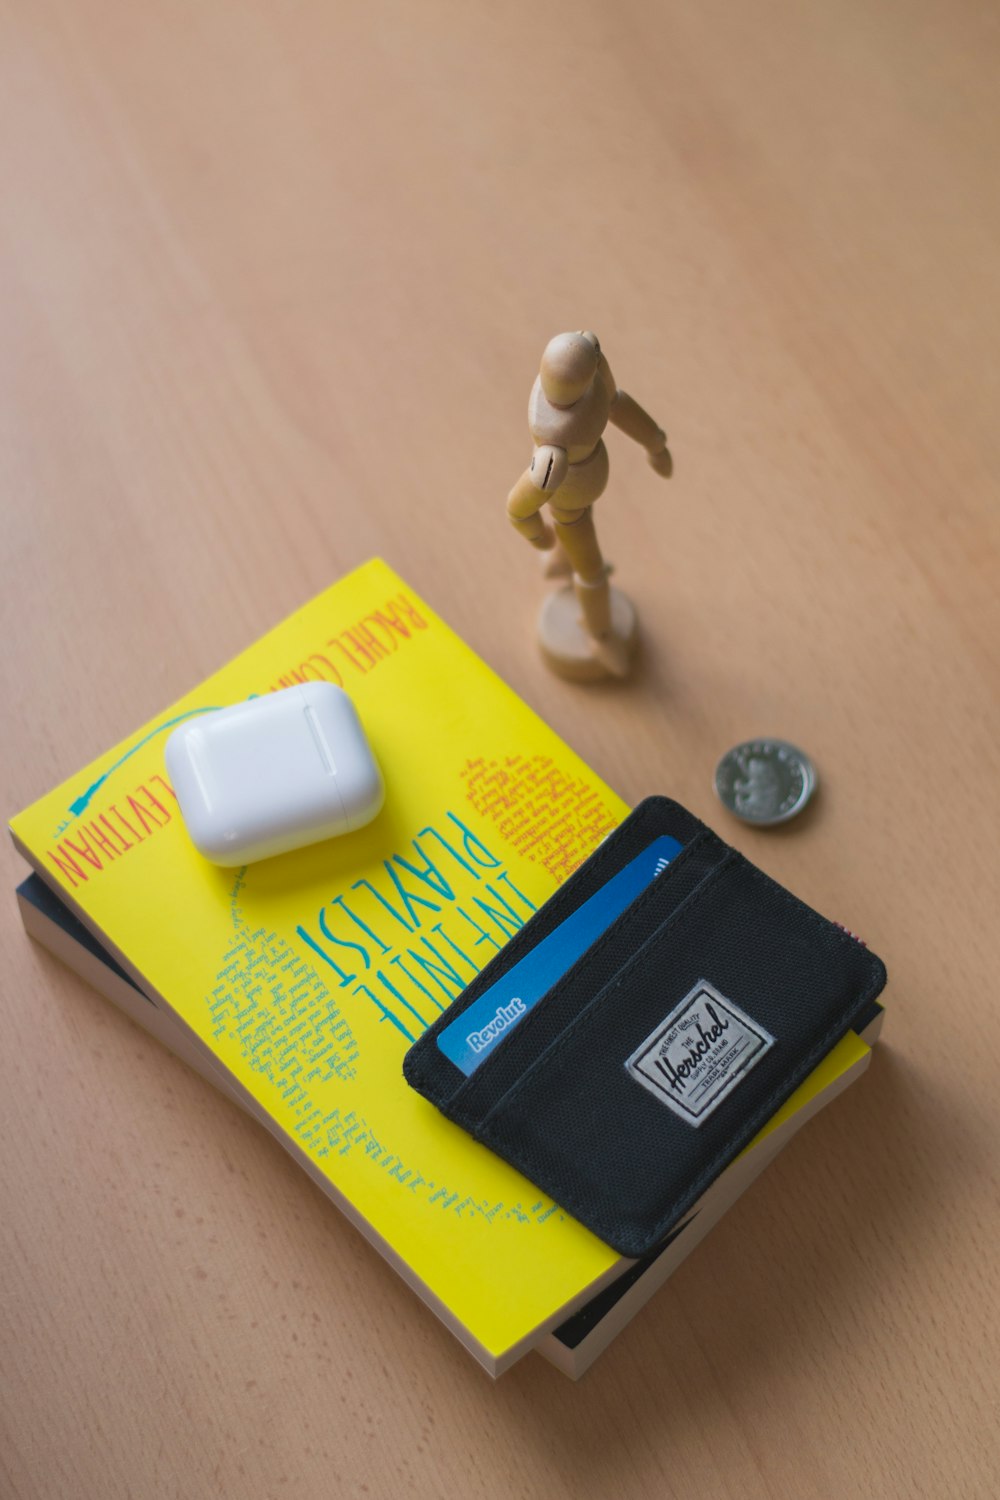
xmin=624 ymin=979 xmax=774 ymax=1126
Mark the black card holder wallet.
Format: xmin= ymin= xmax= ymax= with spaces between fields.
xmin=403 ymin=796 xmax=887 ymax=1258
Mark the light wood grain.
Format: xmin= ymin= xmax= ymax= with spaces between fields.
xmin=2 ymin=1 xmax=999 ymax=1496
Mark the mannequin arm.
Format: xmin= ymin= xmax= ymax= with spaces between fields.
xmin=609 ymin=391 xmax=672 ymax=476
xmin=506 ymin=445 xmax=568 ymax=547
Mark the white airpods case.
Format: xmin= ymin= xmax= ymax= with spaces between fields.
xmin=165 ymin=682 xmax=384 ymax=866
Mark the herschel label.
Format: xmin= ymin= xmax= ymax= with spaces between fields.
xmin=625 ymin=980 xmax=774 ymax=1125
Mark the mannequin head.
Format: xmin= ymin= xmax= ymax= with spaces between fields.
xmin=539 ymin=331 xmax=601 ymax=407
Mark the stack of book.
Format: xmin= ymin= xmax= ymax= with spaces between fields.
xmin=11 ymin=559 xmax=882 ymax=1378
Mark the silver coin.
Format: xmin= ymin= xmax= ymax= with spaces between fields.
xmin=714 ymin=739 xmax=817 ymax=826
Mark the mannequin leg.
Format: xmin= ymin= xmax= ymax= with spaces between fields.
xmin=551 ymin=507 xmax=612 ymax=638
xmin=537 ymin=441 xmax=635 ymax=680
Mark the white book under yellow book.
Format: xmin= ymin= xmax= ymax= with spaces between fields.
xmin=10 ymin=558 xmax=882 ymax=1377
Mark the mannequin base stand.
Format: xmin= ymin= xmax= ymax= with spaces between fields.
xmin=537 ymin=582 xmax=638 ymax=682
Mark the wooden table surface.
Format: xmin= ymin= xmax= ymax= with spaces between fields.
xmin=2 ymin=1 xmax=998 ymax=1496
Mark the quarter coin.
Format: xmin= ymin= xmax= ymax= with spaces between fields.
xmin=714 ymin=739 xmax=817 ymax=826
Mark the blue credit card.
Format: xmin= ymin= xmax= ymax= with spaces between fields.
xmin=436 ymin=834 xmax=684 ymax=1076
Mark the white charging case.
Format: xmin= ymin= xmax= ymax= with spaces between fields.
xmin=165 ymin=683 xmax=384 ymax=865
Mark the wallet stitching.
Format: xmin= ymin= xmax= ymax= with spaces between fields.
xmin=444 ymin=829 xmax=723 ymax=1117
xmin=469 ymin=853 xmax=886 ymax=1251
xmin=480 ymin=949 xmax=885 ymax=1255
xmin=480 ymin=850 xmax=876 ymax=1117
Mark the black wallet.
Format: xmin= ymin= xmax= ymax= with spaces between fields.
xmin=403 ymin=797 xmax=887 ymax=1258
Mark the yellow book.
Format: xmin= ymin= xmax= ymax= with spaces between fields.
xmin=11 ymin=559 xmax=635 ymax=1371
xmin=10 ymin=559 xmax=877 ymax=1374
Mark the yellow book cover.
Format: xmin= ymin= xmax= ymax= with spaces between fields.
xmin=11 ymin=558 xmax=637 ymax=1372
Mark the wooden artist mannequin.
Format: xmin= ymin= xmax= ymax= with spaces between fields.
xmin=507 ymin=331 xmax=672 ymax=680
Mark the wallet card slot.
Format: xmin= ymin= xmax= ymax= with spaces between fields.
xmin=472 ymin=853 xmax=886 ymax=1256
xmin=445 ymin=831 xmax=732 ymax=1125
xmin=403 ymin=796 xmax=710 ymax=1108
